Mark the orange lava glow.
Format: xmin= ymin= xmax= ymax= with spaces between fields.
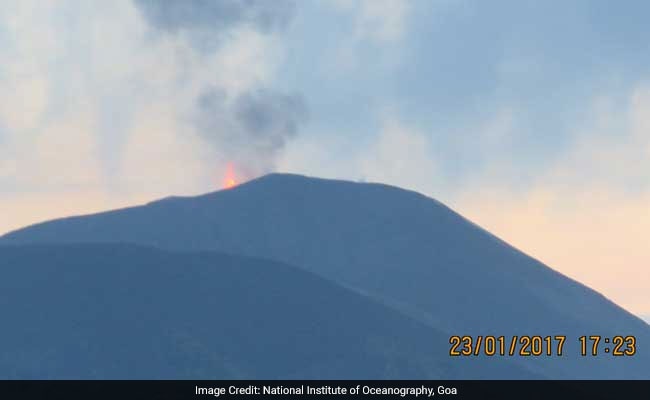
xmin=223 ymin=163 xmax=238 ymax=189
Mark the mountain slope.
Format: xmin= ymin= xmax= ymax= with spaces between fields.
xmin=2 ymin=173 xmax=649 ymax=378
xmin=0 ymin=244 xmax=539 ymax=379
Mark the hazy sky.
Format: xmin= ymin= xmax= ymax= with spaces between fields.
xmin=1 ymin=0 xmax=648 ymax=319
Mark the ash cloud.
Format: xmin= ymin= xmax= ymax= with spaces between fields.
xmin=131 ymin=0 xmax=305 ymax=176
xmin=133 ymin=0 xmax=295 ymax=35
xmin=195 ymin=88 xmax=307 ymax=176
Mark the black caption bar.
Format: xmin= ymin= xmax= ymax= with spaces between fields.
xmin=1 ymin=380 xmax=648 ymax=400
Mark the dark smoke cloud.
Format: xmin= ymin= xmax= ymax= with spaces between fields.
xmin=195 ymin=88 xmax=307 ymax=175
xmin=133 ymin=0 xmax=295 ymax=35
xmin=132 ymin=0 xmax=305 ymax=177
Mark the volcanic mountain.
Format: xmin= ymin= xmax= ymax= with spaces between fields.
xmin=2 ymin=173 xmax=648 ymax=378
xmin=1 ymin=243 xmax=539 ymax=379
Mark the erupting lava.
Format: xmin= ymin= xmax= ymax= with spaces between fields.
xmin=223 ymin=163 xmax=238 ymax=189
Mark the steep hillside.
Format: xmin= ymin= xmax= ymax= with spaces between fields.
xmin=0 ymin=244 xmax=537 ymax=379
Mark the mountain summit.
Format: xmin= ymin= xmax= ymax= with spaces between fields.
xmin=2 ymin=173 xmax=649 ymax=378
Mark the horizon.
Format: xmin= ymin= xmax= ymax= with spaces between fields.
xmin=1 ymin=0 xmax=648 ymax=320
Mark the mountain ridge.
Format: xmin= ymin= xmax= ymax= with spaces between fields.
xmin=2 ymin=173 xmax=649 ymax=378
xmin=3 ymin=242 xmax=544 ymax=379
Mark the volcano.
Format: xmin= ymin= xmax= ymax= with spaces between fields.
xmin=2 ymin=173 xmax=649 ymax=378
